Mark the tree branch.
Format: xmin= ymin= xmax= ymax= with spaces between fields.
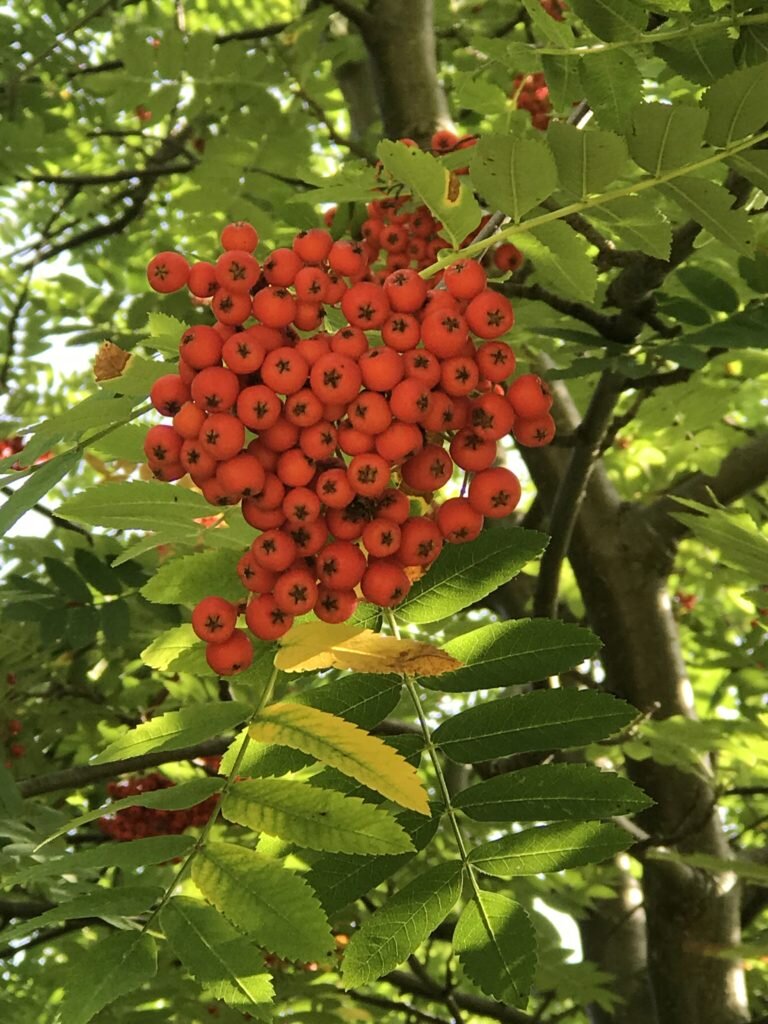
xmin=384 ymin=969 xmax=534 ymax=1024
xmin=350 ymin=990 xmax=451 ymax=1023
xmin=17 ymin=737 xmax=231 ymax=798
xmin=503 ymin=282 xmax=626 ymax=343
xmin=0 ymin=485 xmax=93 ymax=540
xmin=25 ymin=164 xmax=195 ymax=186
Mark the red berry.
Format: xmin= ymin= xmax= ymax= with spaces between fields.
xmin=192 ymin=596 xmax=238 ymax=643
xmin=206 ymin=629 xmax=253 ymax=675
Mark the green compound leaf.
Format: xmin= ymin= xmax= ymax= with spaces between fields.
xmin=568 ymin=0 xmax=645 ymax=41
xmin=547 ymin=123 xmax=628 ymax=198
xmin=8 ymin=834 xmax=195 ymax=886
xmin=703 ymin=63 xmax=768 ymax=147
xmin=470 ymin=133 xmax=558 ymax=222
xmin=342 ymin=862 xmax=464 ymax=986
xmin=377 ymin=140 xmax=483 ymax=249
xmin=670 ymin=497 xmax=768 ymax=580
xmin=454 ymin=891 xmax=537 ymax=1005
xmin=655 ymin=31 xmax=735 ymax=86
xmin=91 ymin=702 xmax=250 ymax=764
xmin=422 ymin=619 xmax=601 ymax=693
xmin=433 ymin=690 xmax=635 ymax=763
xmin=56 ymin=931 xmax=157 ymax=1024
xmin=58 ymin=480 xmax=211 ymax=532
xmin=192 ymin=842 xmax=333 ymax=962
xmin=0 ymin=450 xmax=80 ymax=538
xmin=468 ymin=821 xmax=633 ymax=877
xmin=146 ymin=311 xmax=187 ymax=355
xmin=249 ymin=702 xmax=429 ymax=815
xmin=223 ymin=777 xmax=414 ymax=855
xmin=141 ymin=623 xmax=200 ymax=671
xmin=660 ymin=175 xmax=754 ymax=256
xmin=37 ymin=777 xmax=224 ymax=849
xmin=518 ymin=222 xmax=598 ymax=302
xmin=397 ymin=528 xmax=547 ymax=625
xmin=591 ymin=196 xmax=673 ymax=260
xmin=306 ymin=807 xmax=440 ymax=914
xmin=1 ymin=886 xmax=163 ymax=944
xmin=579 ymin=49 xmax=642 ymax=134
xmin=454 ymin=764 xmax=653 ymax=822
xmin=160 ymin=897 xmax=274 ymax=1010
xmin=141 ymin=548 xmax=244 ymax=605
xmin=628 ymin=103 xmax=709 ymax=176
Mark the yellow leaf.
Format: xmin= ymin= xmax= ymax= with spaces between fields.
xmin=249 ymin=702 xmax=430 ymax=815
xmin=274 ymin=622 xmax=462 ymax=677
xmin=93 ymin=341 xmax=131 ymax=381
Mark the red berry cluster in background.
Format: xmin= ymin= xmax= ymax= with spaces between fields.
xmin=144 ymin=220 xmax=555 ymax=674
xmin=3 ymin=715 xmax=24 ymax=768
xmin=0 ymin=435 xmax=52 ymax=471
xmin=541 ymin=0 xmax=568 ymax=20
xmin=513 ymin=73 xmax=552 ymax=131
xmin=98 ymin=773 xmax=219 ymax=841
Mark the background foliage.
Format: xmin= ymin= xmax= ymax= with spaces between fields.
xmin=1 ymin=1 xmax=768 ymax=1023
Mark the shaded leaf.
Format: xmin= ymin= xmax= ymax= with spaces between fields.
xmin=161 ymin=897 xmax=274 ymax=1009
xmin=628 ymin=103 xmax=709 ymax=175
xmin=579 ymin=50 xmax=642 ymax=134
xmin=342 ymin=862 xmax=464 ymax=985
xmin=454 ymin=891 xmax=536 ymax=1005
xmin=57 ymin=932 xmax=157 ymax=1024
xmin=470 ymin=134 xmax=558 ymax=222
xmin=548 ymin=123 xmax=628 ymax=198
xmin=660 ymin=176 xmax=754 ymax=256
xmin=704 ymin=63 xmax=768 ymax=146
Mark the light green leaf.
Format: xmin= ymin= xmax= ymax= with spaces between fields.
xmin=454 ymin=764 xmax=653 ymax=822
xmin=306 ymin=808 xmax=439 ymax=914
xmin=223 ymin=777 xmax=414 ymax=855
xmin=37 ymin=777 xmax=224 ymax=849
xmin=454 ymin=891 xmax=537 ymax=1005
xmin=660 ymin=175 xmax=755 ymax=256
xmin=592 ymin=196 xmax=673 ymax=259
xmin=567 ymin=0 xmax=646 ymax=41
xmin=423 ymin=619 xmax=601 ymax=693
xmin=398 ymin=528 xmax=547 ymax=625
xmin=655 ymin=31 xmax=736 ymax=86
xmin=377 ymin=141 xmax=483 ymax=248
xmin=579 ymin=50 xmax=642 ymax=134
xmin=433 ymin=690 xmax=635 ymax=763
xmin=7 ymin=835 xmax=195 ymax=886
xmin=141 ymin=548 xmax=244 ymax=605
xmin=468 ymin=821 xmax=632 ymax=876
xmin=541 ymin=53 xmax=582 ymax=115
xmin=647 ymin=849 xmax=768 ymax=886
xmin=628 ymin=103 xmax=709 ymax=176
xmin=146 ymin=311 xmax=187 ymax=355
xmin=0 ymin=451 xmax=80 ymax=538
xmin=0 ymin=886 xmax=162 ymax=944
xmin=470 ymin=134 xmax=558 ymax=222
xmin=547 ymin=123 xmax=628 ymax=198
xmin=141 ymin=624 xmax=200 ymax=671
xmin=249 ymin=702 xmax=429 ymax=814
xmin=192 ymin=842 xmax=333 ymax=962
xmin=703 ymin=63 xmax=768 ymax=146
xmin=20 ymin=394 xmax=139 ymax=465
xmin=670 ymin=498 xmax=768 ymax=580
xmin=342 ymin=862 xmax=464 ymax=985
xmin=92 ymin=702 xmax=249 ymax=764
xmin=57 ymin=932 xmax=157 ymax=1024
xmin=519 ymin=221 xmax=599 ymax=302
xmin=161 ymin=897 xmax=274 ymax=1009
xmin=57 ymin=480 xmax=211 ymax=532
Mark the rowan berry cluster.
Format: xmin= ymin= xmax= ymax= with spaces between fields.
xmin=98 ymin=773 xmax=218 ymax=841
xmin=513 ymin=72 xmax=552 ymax=131
xmin=3 ymin=716 xmax=24 ymax=768
xmin=144 ymin=219 xmax=555 ymax=675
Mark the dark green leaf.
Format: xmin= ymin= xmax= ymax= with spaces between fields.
xmin=398 ymin=528 xmax=547 ymax=625
xmin=0 ymin=450 xmax=80 ymax=537
xmin=703 ymin=63 xmax=768 ymax=146
xmin=579 ymin=50 xmax=642 ymax=134
xmin=422 ymin=619 xmax=601 ymax=693
xmin=548 ymin=123 xmax=628 ymax=197
xmin=57 ymin=932 xmax=157 ymax=1024
xmin=660 ymin=176 xmax=754 ymax=256
xmin=433 ymin=690 xmax=635 ymax=763
xmin=454 ymin=891 xmax=536 ymax=1005
xmin=628 ymin=103 xmax=709 ymax=175
xmin=470 ymin=134 xmax=558 ymax=222
xmin=468 ymin=821 xmax=632 ymax=876
xmin=454 ymin=764 xmax=653 ymax=822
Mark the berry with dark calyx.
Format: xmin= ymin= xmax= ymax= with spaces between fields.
xmin=468 ymin=467 xmax=522 ymax=518
xmin=206 ymin=629 xmax=253 ymax=675
xmin=147 ymin=251 xmax=190 ymax=293
xmin=192 ymin=596 xmax=238 ymax=643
